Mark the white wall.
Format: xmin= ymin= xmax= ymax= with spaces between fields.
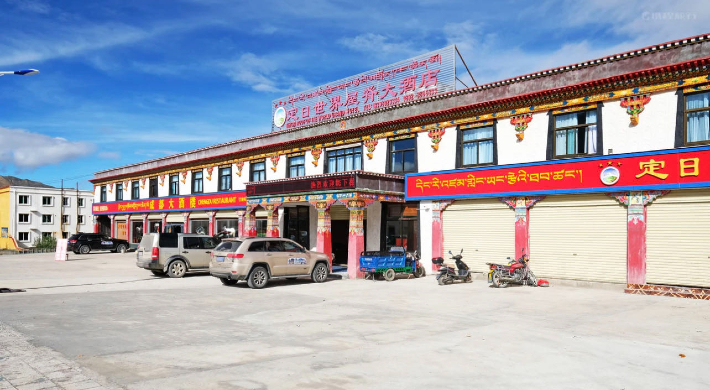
xmin=305 ymin=152 xmax=323 ymax=176
xmin=363 ymin=139 xmax=387 ymax=174
xmin=604 ymin=89 xmax=677 ymax=154
xmin=418 ymin=200 xmax=433 ymax=273
xmin=203 ymin=167 xmax=218 ymax=193
xmin=366 ymin=201 xmax=381 ymax=251
xmin=106 ymin=184 xmax=116 ymax=202
xmin=266 ymin=156 xmax=285 ymax=181
xmin=417 ymin=126 xmax=457 ymax=173
xmin=497 ymin=113 xmax=548 ymax=165
xmin=139 ymin=179 xmax=149 ymax=199
xmin=179 ymin=171 xmax=191 ymax=195
xmin=233 ymin=162 xmax=249 ymax=190
xmin=158 ymin=176 xmax=169 ymax=197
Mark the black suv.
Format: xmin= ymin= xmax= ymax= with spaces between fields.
xmin=67 ymin=233 xmax=130 ymax=254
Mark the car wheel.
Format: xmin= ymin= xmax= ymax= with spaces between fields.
xmin=79 ymin=245 xmax=90 ymax=254
xmin=311 ymin=263 xmax=328 ymax=283
xmin=247 ymin=266 xmax=268 ymax=289
xmin=167 ymin=260 xmax=187 ymax=278
xmin=384 ymin=268 xmax=396 ymax=282
xmin=220 ymin=278 xmax=236 ymax=286
xmin=116 ymin=244 xmax=127 ymax=254
xmin=151 ymin=270 xmax=165 ymax=276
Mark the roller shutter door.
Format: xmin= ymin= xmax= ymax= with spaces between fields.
xmin=442 ymin=199 xmax=514 ymax=274
xmin=166 ymin=214 xmax=183 ymax=223
xmin=529 ymin=195 xmax=627 ymax=283
xmin=329 ymin=205 xmax=367 ymax=221
xmin=646 ymin=190 xmax=710 ymax=287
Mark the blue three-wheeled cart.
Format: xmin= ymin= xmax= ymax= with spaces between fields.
xmin=359 ymin=247 xmax=425 ymax=281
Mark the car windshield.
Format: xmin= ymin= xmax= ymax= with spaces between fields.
xmin=215 ymin=241 xmax=242 ymax=252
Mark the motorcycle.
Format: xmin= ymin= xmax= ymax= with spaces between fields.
xmin=433 ymin=249 xmax=472 ymax=285
xmin=486 ymin=248 xmax=549 ymax=288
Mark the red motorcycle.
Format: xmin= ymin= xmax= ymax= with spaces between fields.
xmin=486 ymin=249 xmax=549 ymax=288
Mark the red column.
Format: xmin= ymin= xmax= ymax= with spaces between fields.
xmin=109 ymin=215 xmax=116 ymax=238
xmin=93 ymin=216 xmax=99 ymax=233
xmin=160 ymin=212 xmax=168 ymax=233
xmin=265 ymin=204 xmax=281 ymax=238
xmin=126 ymin=214 xmax=132 ymax=243
xmin=501 ymin=197 xmax=544 ymax=258
xmin=236 ymin=210 xmax=245 ymax=237
xmin=310 ymin=200 xmax=336 ymax=267
xmin=611 ymin=191 xmax=668 ymax=285
xmin=182 ymin=212 xmax=191 ymax=233
xmin=431 ymin=200 xmax=453 ymax=272
xmin=244 ymin=206 xmax=257 ymax=237
xmin=343 ymin=198 xmax=373 ymax=279
xmin=207 ymin=211 xmax=217 ymax=236
xmin=142 ymin=213 xmax=149 ymax=236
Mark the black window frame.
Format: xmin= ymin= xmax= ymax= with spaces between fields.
xmin=18 ymin=195 xmax=29 ymax=205
xmin=456 ymin=123 xmax=498 ymax=168
xmin=546 ymin=103 xmax=604 ymax=160
xmin=250 ymin=160 xmax=266 ymax=182
xmin=18 ymin=213 xmax=29 ymax=223
xmin=386 ymin=137 xmax=418 ymax=175
xmin=116 ymin=183 xmax=123 ymax=201
xmin=683 ymin=90 xmax=710 ymax=146
xmin=62 ymin=215 xmax=69 ymax=224
xmin=18 ymin=232 xmax=29 ymax=242
xmin=42 ymin=196 xmax=52 ymax=206
xmin=169 ymin=174 xmax=179 ymax=196
xmin=78 ymin=198 xmax=85 ymax=207
xmin=100 ymin=186 xmax=107 ymax=202
xmin=131 ymin=181 xmax=140 ymax=200
xmin=42 ymin=214 xmax=52 ymax=224
xmin=325 ymin=146 xmax=363 ymax=173
xmin=218 ymin=166 xmax=232 ymax=191
xmin=62 ymin=197 xmax=70 ymax=206
xmin=192 ymin=170 xmax=204 ymax=194
xmin=149 ymin=177 xmax=158 ymax=198
xmin=287 ymin=154 xmax=306 ymax=178
xmin=78 ymin=215 xmax=85 ymax=224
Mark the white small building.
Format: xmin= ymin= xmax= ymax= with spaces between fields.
xmin=0 ymin=177 xmax=94 ymax=249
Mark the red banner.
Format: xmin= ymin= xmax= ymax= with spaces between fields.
xmin=92 ymin=191 xmax=247 ymax=215
xmin=406 ymin=147 xmax=710 ymax=199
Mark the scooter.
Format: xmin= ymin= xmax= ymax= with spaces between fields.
xmin=433 ymin=249 xmax=472 ymax=285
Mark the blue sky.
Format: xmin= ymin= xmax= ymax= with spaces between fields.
xmin=0 ymin=0 xmax=708 ymax=190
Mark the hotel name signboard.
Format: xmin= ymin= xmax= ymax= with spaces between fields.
xmin=405 ymin=147 xmax=710 ymax=200
xmin=92 ymin=191 xmax=247 ymax=215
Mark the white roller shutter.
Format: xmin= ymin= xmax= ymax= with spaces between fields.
xmin=166 ymin=214 xmax=183 ymax=223
xmin=646 ymin=190 xmax=710 ymax=287
xmin=529 ymin=195 xmax=627 ymax=283
xmin=329 ymin=205 xmax=367 ymax=221
xmin=442 ymin=199 xmax=515 ymax=274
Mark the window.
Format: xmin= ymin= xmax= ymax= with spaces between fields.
xmin=461 ymin=126 xmax=494 ymax=166
xmin=288 ymin=155 xmax=306 ymax=178
xmin=158 ymin=233 xmax=179 ymax=248
xmin=116 ymin=183 xmax=123 ymax=201
xmin=251 ymin=161 xmax=266 ymax=182
xmin=132 ymin=181 xmax=140 ymax=200
xmin=18 ymin=232 xmax=29 ymax=242
xmin=78 ymin=215 xmax=85 ymax=225
xmin=256 ymin=219 xmax=267 ymax=237
xmin=169 ymin=175 xmax=179 ymax=196
xmin=219 ymin=167 xmax=232 ymax=191
xmin=248 ymin=241 xmax=266 ymax=251
xmin=685 ymin=91 xmax=710 ymax=144
xmin=100 ymin=186 xmax=107 ymax=202
xmin=266 ymin=240 xmax=285 ymax=252
xmin=553 ymin=110 xmax=598 ymax=157
xmin=42 ymin=232 xmax=53 ymax=239
xmin=192 ymin=171 xmax=203 ymax=194
xmin=183 ymin=236 xmax=202 ymax=249
xmin=388 ymin=138 xmax=417 ymax=174
xmin=18 ymin=195 xmax=29 ymax=205
xmin=282 ymin=241 xmax=305 ymax=253
xmin=215 ymin=240 xmax=243 ymax=252
xmin=42 ymin=196 xmax=53 ymax=206
xmin=78 ymin=198 xmax=85 ymax=207
xmin=18 ymin=214 xmax=29 ymax=223
xmin=42 ymin=215 xmax=52 ymax=224
xmin=326 ymin=146 xmax=362 ymax=173
xmin=62 ymin=197 xmax=70 ymax=206
xmin=62 ymin=215 xmax=69 ymax=224
xmin=201 ymin=237 xmax=219 ymax=249
xmin=149 ymin=178 xmax=158 ymax=198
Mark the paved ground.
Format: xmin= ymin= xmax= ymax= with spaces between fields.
xmin=1 ymin=252 xmax=709 ymax=390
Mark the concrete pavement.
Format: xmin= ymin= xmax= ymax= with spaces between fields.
xmin=1 ymin=252 xmax=709 ymax=389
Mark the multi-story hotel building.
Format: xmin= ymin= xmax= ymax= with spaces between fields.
xmin=91 ymin=34 xmax=710 ymax=298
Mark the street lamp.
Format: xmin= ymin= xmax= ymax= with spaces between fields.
xmin=0 ymin=69 xmax=40 ymax=76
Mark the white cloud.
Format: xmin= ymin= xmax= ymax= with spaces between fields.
xmin=98 ymin=151 xmax=121 ymax=160
xmin=222 ymin=53 xmax=312 ymax=93
xmin=338 ymin=33 xmax=418 ymax=57
xmin=0 ymin=127 xmax=95 ymax=170
xmin=4 ymin=0 xmax=50 ymax=14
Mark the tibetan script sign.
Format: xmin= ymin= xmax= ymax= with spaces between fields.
xmin=405 ymin=147 xmax=710 ymax=200
xmin=272 ymin=46 xmax=455 ymax=131
xmin=92 ymin=191 xmax=247 ymax=215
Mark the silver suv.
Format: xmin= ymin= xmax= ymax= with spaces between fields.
xmin=209 ymin=237 xmax=330 ymax=288
xmin=136 ymin=233 xmax=219 ymax=278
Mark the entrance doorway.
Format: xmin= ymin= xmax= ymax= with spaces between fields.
xmin=97 ymin=216 xmax=110 ymax=236
xmin=331 ymin=219 xmax=367 ymax=267
xmin=283 ymin=206 xmax=309 ymax=248
xmin=382 ymin=202 xmax=419 ymax=253
xmin=131 ymin=221 xmax=143 ymax=243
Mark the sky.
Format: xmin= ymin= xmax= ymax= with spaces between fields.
xmin=0 ymin=0 xmax=708 ymax=190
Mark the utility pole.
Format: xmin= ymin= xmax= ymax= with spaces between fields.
xmin=76 ymin=182 xmax=80 ymax=233
xmin=60 ymin=179 xmax=64 ymax=238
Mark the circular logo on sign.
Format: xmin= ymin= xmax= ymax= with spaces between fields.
xmin=273 ymin=106 xmax=286 ymax=128
xmin=600 ymin=166 xmax=620 ymax=186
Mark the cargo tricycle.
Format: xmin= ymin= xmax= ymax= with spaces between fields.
xmin=359 ymin=247 xmax=425 ymax=281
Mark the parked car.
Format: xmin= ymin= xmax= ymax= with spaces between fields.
xmin=136 ymin=233 xmax=219 ymax=278
xmin=209 ymin=237 xmax=330 ymax=289
xmin=68 ymin=233 xmax=130 ymax=255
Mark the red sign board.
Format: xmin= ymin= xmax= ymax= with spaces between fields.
xmin=405 ymin=147 xmax=710 ymax=200
xmin=247 ymin=174 xmax=356 ymax=197
xmin=92 ymin=191 xmax=247 ymax=215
